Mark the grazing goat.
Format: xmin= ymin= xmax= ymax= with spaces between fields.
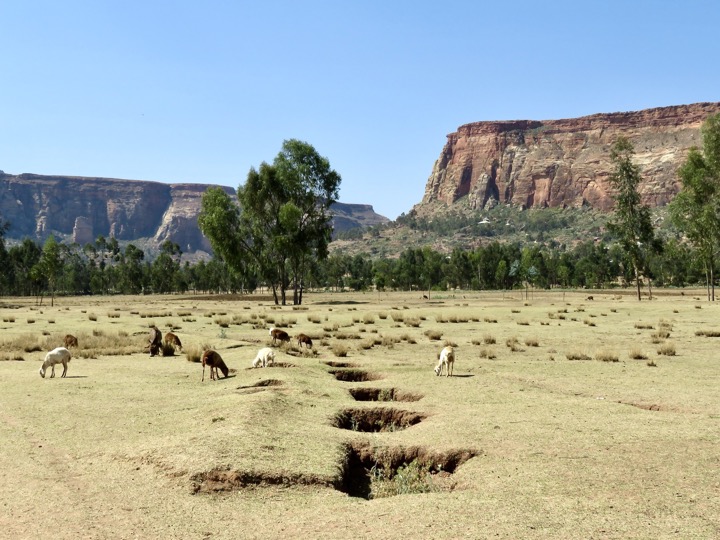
xmin=434 ymin=345 xmax=455 ymax=377
xmin=202 ymin=350 xmax=229 ymax=382
xmin=64 ymin=334 xmax=78 ymax=349
xmin=296 ymin=333 xmax=313 ymax=349
xmin=269 ymin=327 xmax=290 ymax=346
xmin=39 ymin=347 xmax=72 ymax=378
xmin=252 ymin=347 xmax=276 ymax=368
xmin=147 ymin=325 xmax=162 ymax=357
xmin=164 ymin=332 xmax=182 ymax=351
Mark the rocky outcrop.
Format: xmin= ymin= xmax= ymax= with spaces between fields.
xmin=417 ymin=102 xmax=720 ymax=215
xmin=0 ymin=173 xmax=388 ymax=253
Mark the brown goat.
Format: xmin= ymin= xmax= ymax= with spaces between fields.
xmin=164 ymin=332 xmax=182 ymax=351
xmin=147 ymin=325 xmax=162 ymax=357
xmin=201 ymin=350 xmax=229 ymax=381
xmin=64 ymin=334 xmax=78 ymax=349
xmin=269 ymin=327 xmax=290 ymax=345
xmin=296 ymin=333 xmax=313 ymax=349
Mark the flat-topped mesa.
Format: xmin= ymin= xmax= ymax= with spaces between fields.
xmin=419 ymin=102 xmax=720 ymax=214
xmin=0 ymin=173 xmax=388 ymax=254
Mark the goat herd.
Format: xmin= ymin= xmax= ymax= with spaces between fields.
xmin=38 ymin=325 xmax=456 ymax=380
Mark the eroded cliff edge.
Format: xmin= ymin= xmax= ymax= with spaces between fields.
xmin=0 ymin=173 xmax=388 ymax=254
xmin=417 ymin=102 xmax=720 ymax=215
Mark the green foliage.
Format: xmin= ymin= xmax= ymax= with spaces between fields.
xmin=669 ymin=113 xmax=720 ymax=300
xmin=369 ymin=459 xmax=440 ymax=499
xmin=199 ymin=139 xmax=341 ymax=305
xmin=606 ymin=137 xmax=657 ymax=300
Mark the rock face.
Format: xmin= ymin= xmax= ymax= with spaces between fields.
xmin=417 ymin=102 xmax=720 ymax=215
xmin=0 ymin=173 xmax=388 ymax=253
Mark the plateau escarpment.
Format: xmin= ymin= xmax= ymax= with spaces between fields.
xmin=0 ymin=173 xmax=389 ymax=255
xmin=417 ymin=102 xmax=720 ymax=216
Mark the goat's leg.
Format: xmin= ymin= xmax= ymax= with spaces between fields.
xmin=61 ymin=361 xmax=68 ymax=378
xmin=50 ymin=364 xmax=56 ymax=378
xmin=202 ymin=364 xmax=206 ymax=382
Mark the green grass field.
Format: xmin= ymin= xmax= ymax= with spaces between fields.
xmin=1 ymin=290 xmax=719 ymax=539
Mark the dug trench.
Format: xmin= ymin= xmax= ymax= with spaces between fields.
xmin=337 ymin=441 xmax=478 ymax=499
xmin=348 ymin=387 xmax=423 ymax=403
xmin=332 ymin=407 xmax=426 ymax=432
xmin=189 ymin=441 xmax=477 ymax=499
xmin=328 ymin=369 xmax=383 ymax=382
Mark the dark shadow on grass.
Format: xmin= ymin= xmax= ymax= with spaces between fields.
xmin=449 ymin=374 xmax=475 ymax=378
xmin=63 ymin=375 xmax=89 ymax=379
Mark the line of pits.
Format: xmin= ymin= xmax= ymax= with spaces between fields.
xmin=192 ymin=359 xmax=477 ymax=498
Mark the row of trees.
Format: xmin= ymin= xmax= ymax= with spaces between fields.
xmin=0 ymin=231 xmax=709 ymax=300
xmin=1 ymin=116 xmax=719 ymax=302
xmin=0 ymin=236 xmax=251 ymax=302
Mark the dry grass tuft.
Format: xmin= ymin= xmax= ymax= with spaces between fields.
xmin=629 ymin=348 xmax=648 ymax=360
xmin=657 ymin=343 xmax=676 ymax=356
xmin=566 ymin=352 xmax=592 ymax=361
xmin=332 ymin=343 xmax=349 ymax=357
xmin=595 ymin=351 xmax=619 ymax=362
xmin=423 ymin=329 xmax=443 ymax=341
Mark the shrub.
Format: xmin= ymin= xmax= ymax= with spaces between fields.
xmin=566 ymin=352 xmax=592 ymax=361
xmin=363 ymin=313 xmax=376 ymax=324
xmin=404 ymin=317 xmax=421 ymax=328
xmin=332 ymin=343 xmax=349 ymax=357
xmin=629 ymin=348 xmax=648 ymax=360
xmin=657 ymin=343 xmax=676 ymax=356
xmin=185 ymin=344 xmax=203 ymax=363
xmin=423 ymin=329 xmax=443 ymax=341
xmin=595 ymin=351 xmax=619 ymax=362
xmin=483 ymin=334 xmax=496 ymax=345
xmin=88 ymin=313 xmax=98 ymax=322
xmin=524 ymin=337 xmax=539 ymax=347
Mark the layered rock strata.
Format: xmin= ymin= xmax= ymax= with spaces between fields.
xmin=418 ymin=102 xmax=720 ymax=214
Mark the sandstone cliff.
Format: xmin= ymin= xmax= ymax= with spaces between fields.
xmin=0 ymin=173 xmax=388 ymax=254
xmin=417 ymin=102 xmax=720 ymax=215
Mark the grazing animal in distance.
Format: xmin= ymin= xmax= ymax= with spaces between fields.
xmin=202 ymin=350 xmax=229 ymax=382
xmin=39 ymin=347 xmax=72 ymax=378
xmin=64 ymin=334 xmax=78 ymax=349
xmin=147 ymin=325 xmax=162 ymax=357
xmin=252 ymin=347 xmax=276 ymax=368
xmin=434 ymin=345 xmax=455 ymax=377
xmin=164 ymin=332 xmax=182 ymax=351
xmin=296 ymin=333 xmax=313 ymax=349
xmin=269 ymin=327 xmax=290 ymax=346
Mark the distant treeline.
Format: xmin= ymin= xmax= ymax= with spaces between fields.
xmin=0 ymin=230 xmax=706 ymax=299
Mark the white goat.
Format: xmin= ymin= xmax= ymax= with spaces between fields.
xmin=434 ymin=345 xmax=455 ymax=377
xmin=39 ymin=347 xmax=72 ymax=378
xmin=252 ymin=347 xmax=276 ymax=368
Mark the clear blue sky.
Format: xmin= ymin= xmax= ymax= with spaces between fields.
xmin=1 ymin=1 xmax=718 ymax=219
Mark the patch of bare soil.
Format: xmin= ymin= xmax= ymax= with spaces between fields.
xmin=332 ymin=407 xmax=426 ymax=432
xmin=328 ymin=369 xmax=382 ymax=382
xmin=236 ymin=379 xmax=286 ymax=394
xmin=338 ymin=440 xmax=477 ymax=499
xmin=348 ymin=387 xmax=423 ymax=402
xmin=269 ymin=361 xmax=297 ymax=368
xmin=190 ymin=469 xmax=334 ymax=494
xmin=324 ymin=361 xmax=359 ymax=368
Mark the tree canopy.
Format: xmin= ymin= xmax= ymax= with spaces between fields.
xmin=606 ymin=136 xmax=658 ymax=300
xmin=669 ymin=113 xmax=720 ymax=300
xmin=198 ymin=139 xmax=341 ymax=304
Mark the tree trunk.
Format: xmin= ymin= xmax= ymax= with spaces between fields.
xmin=634 ymin=265 xmax=641 ymax=301
xmin=711 ymin=265 xmax=715 ymax=302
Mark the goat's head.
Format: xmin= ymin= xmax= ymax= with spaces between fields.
xmin=39 ymin=365 xmax=46 ymax=378
xmin=434 ymin=364 xmax=442 ymax=376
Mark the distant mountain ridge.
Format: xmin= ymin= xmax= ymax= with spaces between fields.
xmin=0 ymin=172 xmax=389 ymax=255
